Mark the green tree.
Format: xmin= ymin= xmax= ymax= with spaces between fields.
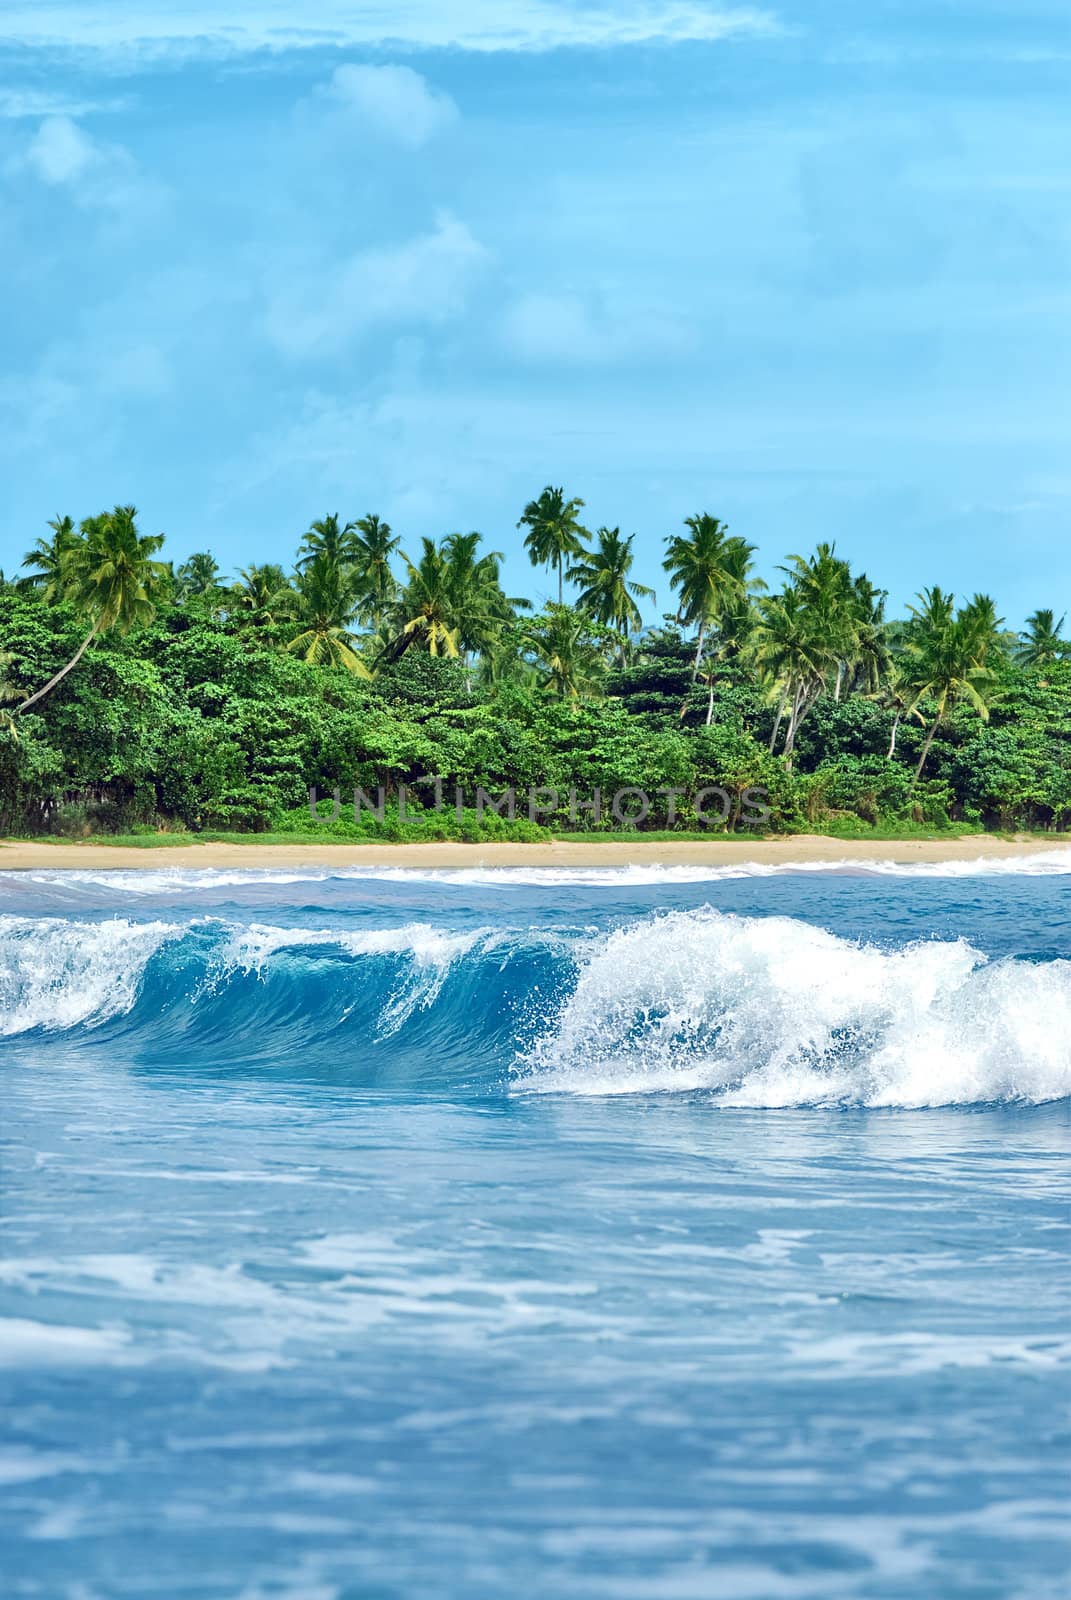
xmin=779 ymin=543 xmax=857 ymax=701
xmin=517 ymin=486 xmax=589 ymax=605
xmin=390 ymin=537 xmax=462 ymax=659
xmin=662 ymin=514 xmax=755 ymax=678
xmin=286 ymin=554 xmax=370 ymax=675
xmin=175 ymin=551 xmax=222 ymax=600
xmin=230 ymin=564 xmax=295 ymax=630
xmin=567 ymin=527 xmax=654 ymax=657
xmin=296 ymin=513 xmax=360 ymax=574
xmin=526 ymin=605 xmax=607 ymax=699
xmin=22 ymin=515 xmax=80 ymax=602
xmin=19 ymin=506 xmax=167 ymax=714
xmin=0 ymin=651 xmax=25 ymax=740
xmin=902 ymin=587 xmax=999 ymax=782
xmin=1017 ymin=608 xmax=1066 ymax=669
xmin=351 ymin=514 xmax=400 ymax=627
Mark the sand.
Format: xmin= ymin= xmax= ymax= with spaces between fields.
xmin=0 ymin=834 xmax=1066 ymax=870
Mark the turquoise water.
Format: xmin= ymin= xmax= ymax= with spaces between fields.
xmin=2 ymin=860 xmax=1070 ymax=1598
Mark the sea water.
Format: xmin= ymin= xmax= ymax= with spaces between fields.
xmin=1 ymin=858 xmax=1069 ymax=1598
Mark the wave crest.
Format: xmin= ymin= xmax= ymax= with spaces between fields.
xmin=517 ymin=908 xmax=1071 ymax=1106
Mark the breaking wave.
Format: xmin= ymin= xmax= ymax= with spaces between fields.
xmin=1 ymin=907 xmax=1068 ymax=1106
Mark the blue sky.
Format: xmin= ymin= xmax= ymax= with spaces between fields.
xmin=1 ymin=2 xmax=1068 ymax=625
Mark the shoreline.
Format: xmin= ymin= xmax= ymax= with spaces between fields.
xmin=0 ymin=834 xmax=1067 ymax=871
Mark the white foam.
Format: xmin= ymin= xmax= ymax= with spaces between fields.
xmin=0 ymin=915 xmax=177 ymax=1035
xmin=517 ymin=907 xmax=1071 ymax=1107
xmin=4 ymin=847 xmax=1070 ymax=895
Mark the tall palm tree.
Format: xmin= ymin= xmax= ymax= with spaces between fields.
xmin=846 ymin=575 xmax=890 ymax=696
xmin=567 ymin=527 xmax=654 ymax=657
xmin=779 ymin=542 xmax=856 ymax=700
xmin=286 ymin=554 xmax=370 ymax=675
xmin=19 ymin=506 xmax=167 ymax=715
xmin=663 ymin=514 xmax=756 ymax=678
xmin=351 ymin=513 xmax=400 ymax=627
xmin=526 ymin=605 xmax=606 ymax=699
xmin=517 ymin=486 xmax=589 ymax=605
xmin=749 ymin=586 xmax=831 ymax=760
xmin=1017 ymin=608 xmax=1066 ymax=668
xmin=22 ymin=515 xmax=80 ymax=601
xmin=296 ymin=513 xmax=361 ymax=574
xmin=175 ymin=551 xmax=222 ymax=599
xmin=230 ymin=564 xmax=295 ymax=629
xmin=389 ymin=537 xmax=462 ymax=659
xmin=902 ymin=587 xmax=998 ymax=783
xmin=443 ymin=532 xmax=526 ymax=662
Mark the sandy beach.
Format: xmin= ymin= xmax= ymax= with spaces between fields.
xmin=0 ymin=834 xmax=1066 ymax=871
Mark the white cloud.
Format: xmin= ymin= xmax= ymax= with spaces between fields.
xmin=264 ymin=212 xmax=488 ymax=356
xmin=501 ymin=290 xmax=690 ymax=366
xmin=8 ymin=113 xmax=162 ymax=220
xmin=0 ymin=2 xmax=780 ymax=57
xmin=312 ymin=64 xmax=458 ymax=147
xmin=24 ymin=115 xmax=98 ymax=183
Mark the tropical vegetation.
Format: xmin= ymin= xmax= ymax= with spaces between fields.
xmin=0 ymin=491 xmax=1068 ymax=838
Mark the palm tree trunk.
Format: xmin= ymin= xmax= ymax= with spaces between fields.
xmin=768 ymin=687 xmax=788 ymax=755
xmin=691 ymin=619 xmax=706 ymax=681
xmin=834 ymin=661 xmax=843 ymax=701
xmin=887 ymin=712 xmax=900 ymax=760
xmin=558 ymin=556 xmax=563 ymax=607
xmin=913 ymin=712 xmax=942 ymax=783
xmin=18 ymin=620 xmax=100 ymax=714
xmin=783 ymin=681 xmax=804 ymax=761
xmin=705 ymin=675 xmax=715 ymax=726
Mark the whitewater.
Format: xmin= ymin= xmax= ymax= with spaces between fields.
xmin=2 ymin=862 xmax=1069 ymax=1598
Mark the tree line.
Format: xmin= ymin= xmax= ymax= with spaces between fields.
xmin=0 ymin=489 xmax=1068 ymax=836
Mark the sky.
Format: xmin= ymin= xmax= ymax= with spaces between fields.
xmin=1 ymin=1 xmax=1069 ymax=626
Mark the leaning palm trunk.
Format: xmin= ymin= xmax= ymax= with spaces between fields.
xmin=913 ymin=712 xmax=942 ymax=783
xmin=768 ymin=686 xmax=789 ymax=755
xmin=887 ymin=712 xmax=901 ymax=759
xmin=18 ymin=620 xmax=101 ymax=714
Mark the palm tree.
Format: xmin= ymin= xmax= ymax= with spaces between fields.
xmin=296 ymin=513 xmax=361 ymax=574
xmin=662 ymin=515 xmax=755 ymax=678
xmin=351 ymin=514 xmax=400 ymax=627
xmin=902 ymin=587 xmax=998 ymax=783
xmin=526 ymin=605 xmax=606 ymax=699
xmin=846 ymin=575 xmax=890 ymax=696
xmin=286 ymin=554 xmax=370 ymax=675
xmin=0 ymin=651 xmax=25 ymax=740
xmin=19 ymin=506 xmax=167 ymax=715
xmin=389 ymin=537 xmax=462 ymax=659
xmin=175 ymin=551 xmax=222 ymax=599
xmin=1017 ymin=608 xmax=1065 ymax=669
xmin=867 ymin=659 xmax=920 ymax=759
xmin=779 ymin=543 xmax=857 ymax=700
xmin=749 ymin=586 xmax=831 ymax=760
xmin=517 ymin=486 xmax=589 ymax=605
xmin=22 ymin=515 xmax=80 ymax=601
xmin=567 ymin=527 xmax=654 ymax=658
xmin=230 ymin=564 xmax=295 ymax=629
xmin=443 ymin=532 xmax=526 ymax=663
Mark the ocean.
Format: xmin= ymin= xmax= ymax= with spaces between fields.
xmin=2 ymin=858 xmax=1070 ymax=1598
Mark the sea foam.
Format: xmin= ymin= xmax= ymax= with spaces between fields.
xmin=518 ymin=907 xmax=1071 ymax=1106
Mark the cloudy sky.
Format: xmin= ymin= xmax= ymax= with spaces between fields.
xmin=1 ymin=1 xmax=1068 ymax=622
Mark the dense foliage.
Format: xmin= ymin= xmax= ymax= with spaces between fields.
xmin=1 ymin=500 xmax=1068 ymax=837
